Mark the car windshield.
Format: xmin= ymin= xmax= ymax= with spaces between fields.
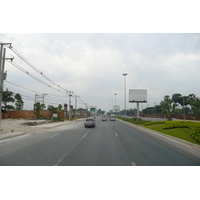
xmin=86 ymin=119 xmax=93 ymax=121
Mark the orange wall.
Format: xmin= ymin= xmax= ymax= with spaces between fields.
xmin=3 ymin=110 xmax=64 ymax=119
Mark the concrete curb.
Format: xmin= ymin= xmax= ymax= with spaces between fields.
xmin=0 ymin=132 xmax=26 ymax=141
xmin=117 ymin=118 xmax=200 ymax=151
xmin=34 ymin=119 xmax=84 ymax=128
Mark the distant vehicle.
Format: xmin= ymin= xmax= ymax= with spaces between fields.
xmin=110 ymin=114 xmax=115 ymax=121
xmin=102 ymin=116 xmax=107 ymax=121
xmin=84 ymin=118 xmax=96 ymax=128
xmin=171 ymin=118 xmax=176 ymax=121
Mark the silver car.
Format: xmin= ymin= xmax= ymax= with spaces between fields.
xmin=102 ymin=116 xmax=107 ymax=121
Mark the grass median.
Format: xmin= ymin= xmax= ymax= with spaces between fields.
xmin=117 ymin=117 xmax=200 ymax=145
xmin=142 ymin=123 xmax=200 ymax=145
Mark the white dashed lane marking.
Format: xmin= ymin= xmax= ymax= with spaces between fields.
xmin=131 ymin=162 xmax=137 ymax=166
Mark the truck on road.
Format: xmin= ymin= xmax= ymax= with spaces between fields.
xmin=110 ymin=114 xmax=116 ymax=121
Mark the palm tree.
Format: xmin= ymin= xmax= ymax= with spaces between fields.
xmin=160 ymin=95 xmax=178 ymax=120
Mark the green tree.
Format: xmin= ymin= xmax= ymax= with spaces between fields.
xmin=47 ymin=105 xmax=58 ymax=112
xmin=15 ymin=93 xmax=24 ymax=110
xmin=33 ymin=102 xmax=42 ymax=119
xmin=189 ymin=97 xmax=200 ymax=119
xmin=172 ymin=93 xmax=192 ymax=107
xmin=172 ymin=93 xmax=183 ymax=105
xmin=2 ymin=89 xmax=15 ymax=118
xmin=101 ymin=110 xmax=105 ymax=115
xmin=58 ymin=104 xmax=62 ymax=111
xmin=160 ymin=95 xmax=178 ymax=120
xmin=40 ymin=103 xmax=46 ymax=110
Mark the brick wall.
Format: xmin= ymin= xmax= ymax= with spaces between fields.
xmin=3 ymin=110 xmax=65 ymax=119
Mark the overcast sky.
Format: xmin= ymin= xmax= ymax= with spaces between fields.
xmin=0 ymin=33 xmax=200 ymax=112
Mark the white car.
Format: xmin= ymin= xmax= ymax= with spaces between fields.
xmin=102 ymin=116 xmax=107 ymax=121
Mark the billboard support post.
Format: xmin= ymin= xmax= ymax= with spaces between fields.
xmin=129 ymin=89 xmax=147 ymax=120
xmin=137 ymin=102 xmax=139 ymax=119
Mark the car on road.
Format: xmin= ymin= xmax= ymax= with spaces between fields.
xmin=171 ymin=118 xmax=177 ymax=121
xmin=84 ymin=118 xmax=96 ymax=128
xmin=102 ymin=116 xmax=107 ymax=121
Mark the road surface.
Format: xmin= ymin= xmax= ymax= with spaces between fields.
xmin=0 ymin=117 xmax=199 ymax=166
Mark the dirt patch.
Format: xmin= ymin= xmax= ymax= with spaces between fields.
xmin=0 ymin=119 xmax=50 ymax=134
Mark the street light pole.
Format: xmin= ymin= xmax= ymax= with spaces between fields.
xmin=122 ymin=73 xmax=128 ymax=116
xmin=114 ymin=93 xmax=117 ymax=116
xmin=114 ymin=93 xmax=117 ymax=105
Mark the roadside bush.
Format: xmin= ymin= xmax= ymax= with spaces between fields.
xmin=190 ymin=124 xmax=200 ymax=142
xmin=117 ymin=117 xmax=149 ymax=125
xmin=164 ymin=121 xmax=200 ymax=142
xmin=164 ymin=121 xmax=190 ymax=129
xmin=145 ymin=121 xmax=166 ymax=126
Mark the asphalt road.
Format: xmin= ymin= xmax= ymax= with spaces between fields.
xmin=0 ymin=117 xmax=199 ymax=166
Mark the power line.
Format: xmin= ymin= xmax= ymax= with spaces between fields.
xmin=5 ymin=80 xmax=42 ymax=95
xmin=9 ymin=46 xmax=68 ymax=93
xmin=3 ymin=42 xmax=88 ymax=106
xmin=6 ymin=60 xmax=67 ymax=94
xmin=8 ymin=45 xmax=87 ymax=103
xmin=5 ymin=81 xmax=68 ymax=104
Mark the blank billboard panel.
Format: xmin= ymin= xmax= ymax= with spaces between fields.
xmin=113 ymin=105 xmax=120 ymax=111
xmin=129 ymin=89 xmax=147 ymax=103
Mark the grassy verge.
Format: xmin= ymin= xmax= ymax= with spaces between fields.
xmin=142 ymin=123 xmax=200 ymax=145
xmin=117 ymin=117 xmax=200 ymax=145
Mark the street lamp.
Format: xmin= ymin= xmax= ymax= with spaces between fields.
xmin=114 ymin=93 xmax=117 ymax=105
xmin=114 ymin=93 xmax=117 ymax=115
xmin=122 ymin=73 xmax=128 ymax=116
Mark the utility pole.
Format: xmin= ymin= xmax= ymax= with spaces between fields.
xmin=0 ymin=43 xmax=13 ymax=130
xmin=84 ymin=103 xmax=88 ymax=118
xmin=75 ymin=95 xmax=79 ymax=120
xmin=68 ymin=91 xmax=72 ymax=121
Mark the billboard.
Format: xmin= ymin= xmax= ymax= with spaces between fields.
xmin=113 ymin=105 xmax=120 ymax=111
xmin=129 ymin=89 xmax=147 ymax=103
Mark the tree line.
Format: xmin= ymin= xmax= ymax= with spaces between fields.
xmin=2 ymin=89 xmax=200 ymax=120
xmin=1 ymin=89 xmax=64 ymax=119
xmin=119 ymin=93 xmax=200 ymax=120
